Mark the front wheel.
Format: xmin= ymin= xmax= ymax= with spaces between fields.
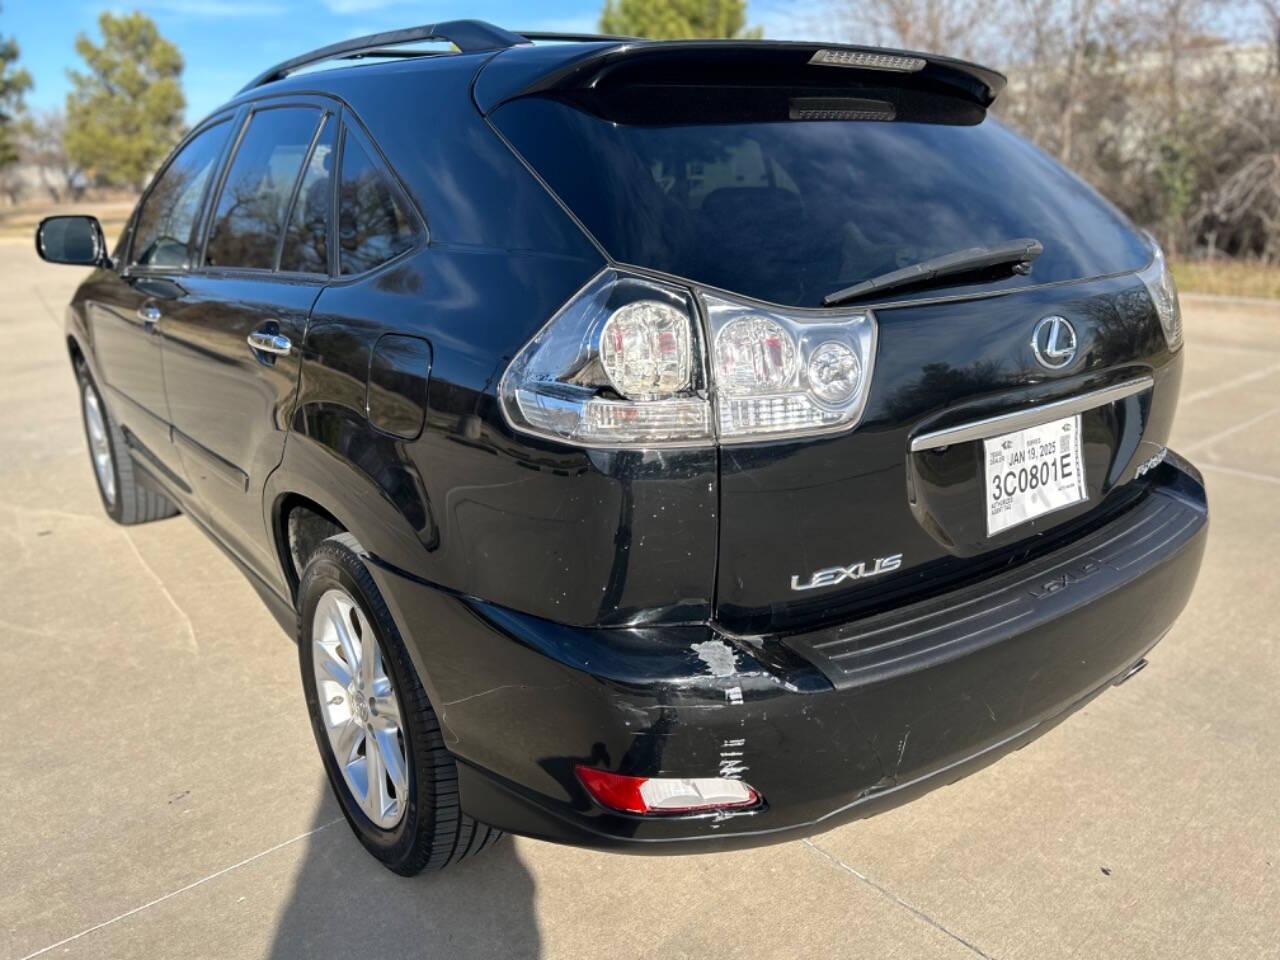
xmin=297 ymin=533 xmax=501 ymax=874
xmin=75 ymin=362 xmax=177 ymax=525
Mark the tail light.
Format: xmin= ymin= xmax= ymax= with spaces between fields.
xmin=498 ymin=271 xmax=712 ymax=447
xmin=1139 ymin=236 xmax=1183 ymax=350
xmin=499 ymin=269 xmax=877 ymax=448
xmin=704 ymin=291 xmax=875 ymax=441
xmin=575 ymin=764 xmax=760 ymax=815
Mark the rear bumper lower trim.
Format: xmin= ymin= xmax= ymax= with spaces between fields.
xmin=782 ymin=470 xmax=1202 ymax=688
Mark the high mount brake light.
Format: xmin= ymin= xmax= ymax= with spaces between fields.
xmin=808 ymin=49 xmax=926 ymax=73
xmin=498 ymin=270 xmax=878 ymax=449
xmin=575 ymin=765 xmax=760 ymax=815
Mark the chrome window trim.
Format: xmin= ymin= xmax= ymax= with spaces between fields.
xmin=909 ymin=376 xmax=1155 ymax=452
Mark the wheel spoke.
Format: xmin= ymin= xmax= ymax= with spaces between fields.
xmin=333 ymin=718 xmax=363 ymax=762
xmin=373 ymin=686 xmax=400 ymax=724
xmin=358 ymin=610 xmax=378 ymax=692
xmin=327 ymin=596 xmax=363 ymax=683
xmin=372 ymin=725 xmax=408 ymax=802
xmin=314 ymin=639 xmax=354 ymax=690
xmin=364 ymin=732 xmax=388 ymax=821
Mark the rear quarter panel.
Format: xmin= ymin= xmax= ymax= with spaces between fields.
xmin=268 ymin=58 xmax=720 ymax=627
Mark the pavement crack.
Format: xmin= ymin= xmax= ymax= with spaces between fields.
xmin=18 ymin=818 xmax=345 ymax=960
xmin=120 ymin=530 xmax=198 ymax=653
xmin=1180 ymin=359 xmax=1280 ymax=404
xmin=32 ymin=283 xmax=64 ymax=327
xmin=802 ymin=838 xmax=998 ymax=959
xmin=1182 ymin=403 xmax=1280 ymax=455
xmin=0 ymin=618 xmax=60 ymax=640
xmin=1197 ymin=461 xmax=1280 ymax=486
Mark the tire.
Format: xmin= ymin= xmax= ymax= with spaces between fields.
xmin=297 ymin=533 xmax=502 ymax=874
xmin=75 ymin=361 xmax=179 ymax=525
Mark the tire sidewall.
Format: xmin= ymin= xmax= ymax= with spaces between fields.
xmin=75 ymin=366 xmax=125 ymax=523
xmin=297 ymin=544 xmax=423 ymax=863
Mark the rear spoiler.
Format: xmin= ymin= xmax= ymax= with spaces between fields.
xmin=473 ymin=40 xmax=1007 ymax=116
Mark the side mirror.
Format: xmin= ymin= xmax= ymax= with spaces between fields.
xmin=35 ymin=215 xmax=111 ymax=268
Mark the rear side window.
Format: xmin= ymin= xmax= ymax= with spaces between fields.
xmin=131 ymin=120 xmax=229 ymax=269
xmin=205 ymin=107 xmax=323 ymax=270
xmin=491 ymin=97 xmax=1152 ymax=308
xmin=279 ymin=116 xmax=336 ymax=274
xmin=337 ymin=131 xmax=416 ymax=276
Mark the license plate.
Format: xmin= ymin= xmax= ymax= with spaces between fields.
xmin=983 ymin=414 xmax=1087 ymax=536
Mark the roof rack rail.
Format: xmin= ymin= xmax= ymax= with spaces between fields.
xmin=239 ymin=19 xmax=527 ymax=93
xmin=515 ymin=31 xmax=641 ymax=43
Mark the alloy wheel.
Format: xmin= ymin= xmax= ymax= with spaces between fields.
xmin=82 ymin=384 xmax=116 ymax=507
xmin=311 ymin=588 xmax=409 ymax=829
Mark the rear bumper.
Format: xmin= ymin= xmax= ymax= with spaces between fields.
xmin=368 ymin=454 xmax=1207 ymax=853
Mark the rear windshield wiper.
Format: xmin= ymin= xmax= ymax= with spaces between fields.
xmin=822 ymin=238 xmax=1044 ymax=307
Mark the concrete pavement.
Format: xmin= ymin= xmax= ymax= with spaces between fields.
xmin=1 ymin=241 xmax=1276 ymax=959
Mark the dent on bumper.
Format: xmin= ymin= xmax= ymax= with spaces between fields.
xmin=367 ymin=456 xmax=1207 ymax=852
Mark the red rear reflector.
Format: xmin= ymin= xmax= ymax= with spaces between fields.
xmin=575 ymin=765 xmax=760 ymax=815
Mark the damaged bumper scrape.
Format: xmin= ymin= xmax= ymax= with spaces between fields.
xmin=364 ymin=457 xmax=1207 ymax=853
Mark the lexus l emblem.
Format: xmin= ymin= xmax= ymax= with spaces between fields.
xmin=1031 ymin=315 xmax=1078 ymax=369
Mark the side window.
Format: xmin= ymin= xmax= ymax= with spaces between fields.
xmin=279 ymin=116 xmax=335 ymax=274
xmin=205 ymin=107 xmax=323 ymax=270
xmin=130 ymin=120 xmax=229 ymax=269
xmin=338 ymin=130 xmax=417 ymax=276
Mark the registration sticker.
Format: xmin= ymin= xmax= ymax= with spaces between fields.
xmin=983 ymin=414 xmax=1087 ymax=536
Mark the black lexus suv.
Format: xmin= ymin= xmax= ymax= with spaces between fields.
xmin=37 ymin=21 xmax=1207 ymax=873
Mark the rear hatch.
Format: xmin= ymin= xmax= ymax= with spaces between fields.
xmin=484 ymin=41 xmax=1181 ymax=635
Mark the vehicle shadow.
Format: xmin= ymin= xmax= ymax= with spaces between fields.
xmin=269 ymin=784 xmax=541 ymax=959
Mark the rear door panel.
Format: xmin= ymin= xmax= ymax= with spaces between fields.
xmin=161 ymin=274 xmax=319 ymax=590
xmin=715 ymin=273 xmax=1181 ymax=635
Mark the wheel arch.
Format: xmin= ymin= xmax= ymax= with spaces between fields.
xmin=66 ymin=334 xmax=86 ymax=370
xmin=268 ymin=453 xmax=455 ymax=745
xmin=265 ymin=428 xmax=438 ymax=605
xmin=273 ymin=492 xmax=347 ymax=599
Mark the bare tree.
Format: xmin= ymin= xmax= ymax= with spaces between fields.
xmin=1057 ymin=0 xmax=1102 ymax=165
xmin=0 ymin=162 xmax=23 ymax=205
xmin=1261 ymin=0 xmax=1280 ymax=59
xmin=829 ymin=0 xmax=1005 ymax=60
xmin=828 ymin=0 xmax=1272 ymax=261
xmin=21 ymin=111 xmax=84 ymax=203
xmin=1186 ymin=25 xmax=1280 ymax=259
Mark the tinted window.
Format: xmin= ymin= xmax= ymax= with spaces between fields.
xmin=338 ymin=131 xmax=416 ymax=275
xmin=131 ymin=120 xmax=229 ymax=269
xmin=279 ymin=116 xmax=335 ymax=274
xmin=492 ymin=98 xmax=1152 ymax=308
xmin=205 ymin=107 xmax=322 ymax=269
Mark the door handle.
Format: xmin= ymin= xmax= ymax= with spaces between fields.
xmin=247 ymin=330 xmax=292 ymax=356
xmin=137 ymin=303 xmax=162 ymax=331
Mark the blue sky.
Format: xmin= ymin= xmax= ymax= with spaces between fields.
xmin=5 ymin=0 xmax=817 ymax=124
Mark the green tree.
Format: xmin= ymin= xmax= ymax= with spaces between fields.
xmin=65 ymin=11 xmax=184 ymax=190
xmin=600 ymin=0 xmax=763 ymax=38
xmin=0 ymin=6 xmax=34 ymax=173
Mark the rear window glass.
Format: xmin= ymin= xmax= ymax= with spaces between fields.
xmin=491 ymin=97 xmax=1151 ymax=307
xmin=337 ymin=131 xmax=416 ymax=276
